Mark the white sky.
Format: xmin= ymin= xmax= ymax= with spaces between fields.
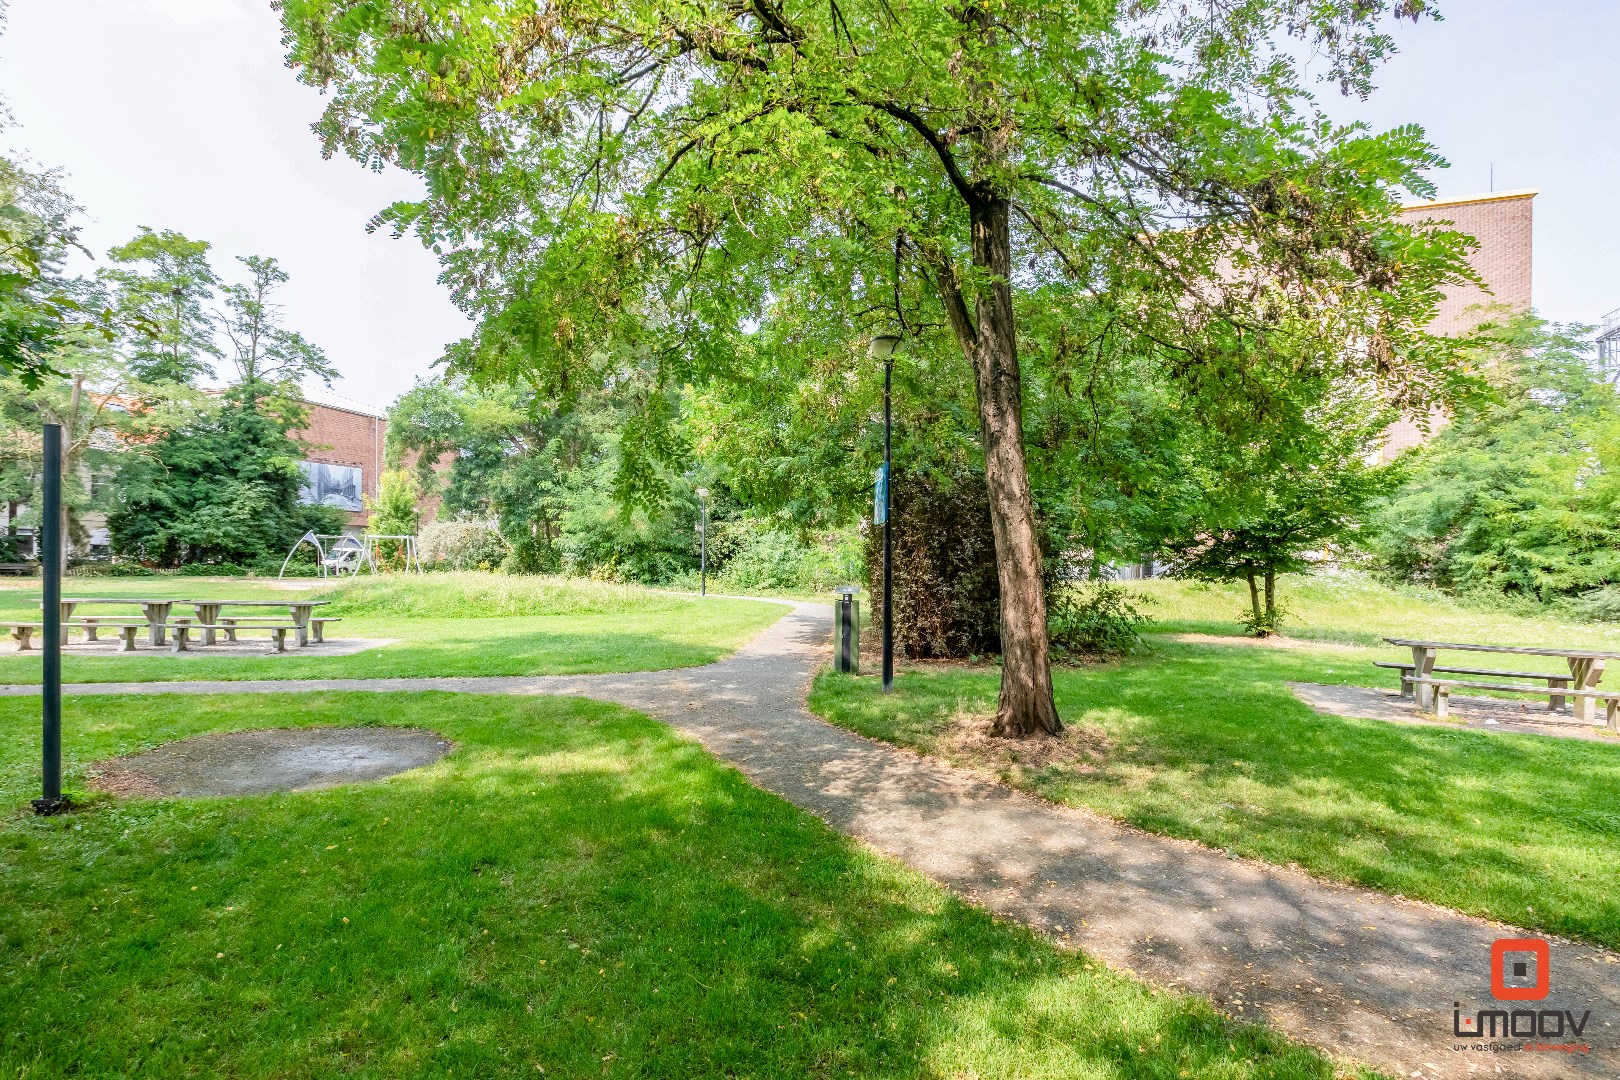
xmin=3 ymin=0 xmax=1618 ymax=412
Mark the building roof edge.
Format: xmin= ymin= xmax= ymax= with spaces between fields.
xmin=299 ymin=387 xmax=388 ymax=420
xmin=1400 ymin=188 xmax=1539 ymax=211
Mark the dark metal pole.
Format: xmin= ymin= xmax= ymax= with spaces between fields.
xmin=35 ymin=423 xmax=65 ymax=815
xmin=882 ymin=356 xmax=894 ymax=692
xmin=699 ymin=494 xmax=707 ymax=597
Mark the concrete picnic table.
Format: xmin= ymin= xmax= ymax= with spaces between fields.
xmin=1385 ymin=637 xmax=1620 ymax=723
xmin=182 ymin=599 xmax=330 ymax=646
xmin=51 ymin=598 xmax=180 ymax=646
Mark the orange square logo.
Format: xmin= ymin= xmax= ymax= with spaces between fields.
xmin=1491 ymin=938 xmax=1550 ymax=1001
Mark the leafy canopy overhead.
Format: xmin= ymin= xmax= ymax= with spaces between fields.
xmin=0 ymin=154 xmax=105 ymax=388
xmin=282 ymin=0 xmax=1476 ymax=454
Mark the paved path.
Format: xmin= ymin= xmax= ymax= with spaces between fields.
xmin=1292 ymin=681 xmax=1620 ymax=744
xmin=7 ymin=601 xmax=1619 ymax=1079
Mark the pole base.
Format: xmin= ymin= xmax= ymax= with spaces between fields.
xmin=31 ymin=794 xmax=72 ymax=816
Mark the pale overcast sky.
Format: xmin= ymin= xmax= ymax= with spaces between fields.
xmin=3 ymin=0 xmax=1617 ymax=411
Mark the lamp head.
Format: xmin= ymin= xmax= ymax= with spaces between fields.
xmin=695 ymin=487 xmax=709 ymax=499
xmin=867 ymin=334 xmax=902 ymax=360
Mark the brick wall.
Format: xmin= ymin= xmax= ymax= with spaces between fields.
xmin=291 ymin=402 xmax=385 ymax=529
xmin=1379 ymin=189 xmax=1535 ymax=458
xmin=1399 ymin=190 xmax=1534 ymax=333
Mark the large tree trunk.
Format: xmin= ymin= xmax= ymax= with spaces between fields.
xmin=1246 ymin=569 xmax=1262 ymax=628
xmin=965 ymin=199 xmax=1061 ymax=737
xmin=920 ymin=195 xmax=1060 ymax=737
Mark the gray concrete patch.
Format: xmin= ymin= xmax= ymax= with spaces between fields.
xmin=1291 ymin=681 xmax=1620 ymax=743
xmin=91 ymin=726 xmax=450 ymax=797
xmin=6 ymin=637 xmax=397 ymax=659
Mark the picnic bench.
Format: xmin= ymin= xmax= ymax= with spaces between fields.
xmin=169 ymin=620 xmax=300 ymax=654
xmin=45 ymin=597 xmax=333 ymax=647
xmin=183 ymin=599 xmax=330 ymax=646
xmin=48 ymin=598 xmax=179 ymax=645
xmin=1381 ymin=638 xmax=1620 ymax=727
xmin=9 ymin=620 xmax=146 ymax=651
xmin=68 ymin=619 xmax=148 ymax=651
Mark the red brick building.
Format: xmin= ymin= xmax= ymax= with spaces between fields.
xmin=1380 ymin=188 xmax=1536 ymax=457
xmin=290 ymin=390 xmax=388 ymax=530
xmin=291 ymin=390 xmax=453 ymax=531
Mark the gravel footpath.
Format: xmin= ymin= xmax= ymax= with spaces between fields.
xmin=6 ymin=600 xmax=1618 ymax=1078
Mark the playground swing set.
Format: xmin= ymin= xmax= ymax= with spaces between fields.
xmin=278 ymin=531 xmax=423 ymax=579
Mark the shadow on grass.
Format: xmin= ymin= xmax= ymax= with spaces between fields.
xmin=0 ymin=691 xmax=1357 ymax=1079
xmin=812 ymin=641 xmax=1620 ymax=950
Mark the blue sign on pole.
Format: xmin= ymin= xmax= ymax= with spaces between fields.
xmin=873 ymin=463 xmax=888 ymax=525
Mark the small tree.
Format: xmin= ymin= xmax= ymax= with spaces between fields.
xmin=109 ymin=393 xmax=343 ymax=567
xmin=1368 ymin=316 xmax=1620 ymax=604
xmin=1160 ymin=395 xmax=1400 ymax=635
xmin=364 ymin=468 xmax=422 ymax=566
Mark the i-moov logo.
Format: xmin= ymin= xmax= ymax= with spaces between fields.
xmin=1451 ymin=938 xmax=1595 ymax=1056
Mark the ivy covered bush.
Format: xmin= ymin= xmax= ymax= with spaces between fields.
xmin=865 ymin=467 xmax=1002 ymax=660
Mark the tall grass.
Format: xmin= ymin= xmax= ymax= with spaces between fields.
xmin=316 ymin=572 xmax=693 ymax=619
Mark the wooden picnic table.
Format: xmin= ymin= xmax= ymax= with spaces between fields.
xmin=1385 ymin=637 xmax=1620 ymax=723
xmin=50 ymin=598 xmax=180 ymax=646
xmin=46 ymin=597 xmax=330 ymax=647
xmin=183 ymin=600 xmax=329 ymax=645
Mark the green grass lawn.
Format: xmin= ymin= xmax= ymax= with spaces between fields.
xmin=0 ymin=692 xmax=1367 ymax=1079
xmin=812 ymin=574 xmax=1620 ymax=950
xmin=0 ymin=574 xmax=788 ymax=683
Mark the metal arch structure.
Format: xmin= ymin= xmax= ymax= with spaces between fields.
xmin=362 ymin=533 xmax=423 ymax=574
xmin=278 ymin=531 xmax=328 ymax=580
xmin=1598 ymin=307 xmax=1620 ymax=383
xmin=278 ymin=531 xmax=421 ymax=580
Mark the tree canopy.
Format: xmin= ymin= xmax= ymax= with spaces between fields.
xmin=101 ymin=228 xmax=223 ymax=386
xmin=281 ymin=0 xmax=1480 ymax=735
xmin=1369 ymin=316 xmax=1620 ymax=607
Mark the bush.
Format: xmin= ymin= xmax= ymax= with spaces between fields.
xmin=1048 ymin=580 xmax=1155 ymax=657
xmin=865 ymin=467 xmax=1001 ymax=660
xmin=1574 ymin=587 xmax=1620 ymax=622
xmin=419 ymin=519 xmax=511 ymax=571
xmin=557 ymin=488 xmax=696 ymax=585
xmin=67 ymin=560 xmax=155 ymax=578
xmin=714 ymin=524 xmax=808 ymax=591
xmin=502 ymin=533 xmax=563 ymax=576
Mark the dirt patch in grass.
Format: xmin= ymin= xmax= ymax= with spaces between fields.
xmin=936 ymin=712 xmax=1113 ymax=775
xmin=89 ymin=727 xmax=451 ymax=798
xmin=1167 ymin=632 xmax=1367 ymax=653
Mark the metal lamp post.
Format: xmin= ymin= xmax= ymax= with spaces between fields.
xmin=696 ymin=487 xmax=709 ymax=596
xmin=34 ymin=424 xmax=66 ymax=815
xmin=869 ymin=335 xmax=902 ymax=692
